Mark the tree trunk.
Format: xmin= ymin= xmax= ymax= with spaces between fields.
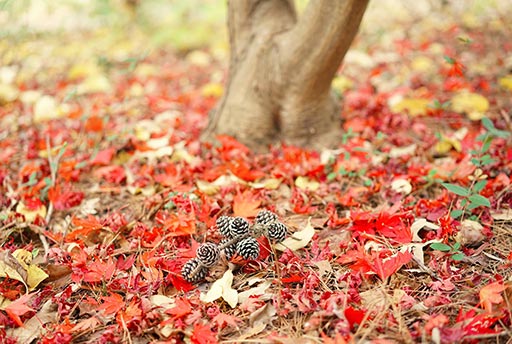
xmin=202 ymin=0 xmax=369 ymax=151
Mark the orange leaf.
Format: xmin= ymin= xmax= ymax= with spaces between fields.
xmin=479 ymin=282 xmax=506 ymax=313
xmin=98 ymin=293 xmax=125 ymax=315
xmin=232 ymin=190 xmax=261 ymax=218
xmin=5 ymin=293 xmax=34 ymax=327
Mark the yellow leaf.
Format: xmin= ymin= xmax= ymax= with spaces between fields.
xmin=26 ymin=265 xmax=49 ymax=291
xmin=411 ymin=56 xmax=434 ymax=72
xmin=201 ymin=83 xmax=223 ymax=98
xmin=12 ymin=249 xmax=48 ymax=291
xmin=200 ymin=269 xmax=238 ymax=308
xmin=68 ymin=62 xmax=100 ymax=80
xmin=451 ymin=91 xmax=488 ymax=121
xmin=77 ymin=74 xmax=112 ymax=95
xmin=0 ymin=83 xmax=19 ymax=104
xmin=0 ymin=252 xmax=27 ymax=290
xmin=196 ymin=180 xmax=220 ymax=195
xmin=434 ymin=135 xmax=461 ymax=154
xmin=332 ymin=76 xmax=353 ymax=93
xmin=275 ymin=218 xmax=315 ymax=251
xmin=498 ymin=75 xmax=512 ymax=91
xmin=391 ymin=98 xmax=430 ymax=116
xmin=249 ymin=178 xmax=281 ymax=190
xmin=16 ymin=202 xmax=46 ymax=223
xmin=33 ymin=95 xmax=62 ymax=123
xmin=295 ymin=176 xmax=320 ymax=191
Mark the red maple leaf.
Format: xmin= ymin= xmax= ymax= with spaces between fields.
xmin=90 ymin=148 xmax=116 ymax=165
xmin=344 ymin=306 xmax=366 ymax=330
xmin=232 ymin=190 xmax=261 ymax=218
xmin=5 ymin=293 xmax=34 ymax=327
xmin=48 ymin=184 xmax=84 ymax=210
xmin=67 ymin=215 xmax=103 ymax=241
xmin=161 ymin=212 xmax=196 ymax=236
xmin=211 ymin=312 xmax=241 ymax=329
xmin=191 ymin=322 xmax=218 ymax=344
xmin=166 ymin=297 xmax=192 ymax=320
xmin=98 ymin=293 xmax=125 ymax=316
xmin=371 ymin=251 xmax=412 ymax=280
xmin=479 ymin=282 xmax=507 ymax=313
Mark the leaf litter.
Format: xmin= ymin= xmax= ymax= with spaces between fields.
xmin=0 ymin=2 xmax=512 ymax=343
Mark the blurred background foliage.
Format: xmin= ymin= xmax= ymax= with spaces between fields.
xmin=3 ymin=0 xmax=511 ymax=53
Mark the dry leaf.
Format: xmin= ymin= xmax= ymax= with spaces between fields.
xmin=410 ymin=218 xmax=440 ymax=242
xmin=249 ymin=178 xmax=281 ymax=190
xmin=11 ymin=250 xmax=48 ymax=291
xmin=391 ymin=98 xmax=430 ymax=116
xmin=275 ymin=218 xmax=315 ymax=251
xmin=0 ymin=251 xmax=28 ymax=291
xmin=491 ymin=209 xmax=512 ymax=221
xmin=498 ymin=75 xmax=512 ymax=91
xmin=391 ymin=178 xmax=412 ymax=194
xmin=16 ymin=201 xmax=46 ymax=223
xmin=201 ymin=269 xmax=238 ymax=308
xmin=238 ymin=280 xmax=271 ymax=304
xmin=248 ymin=302 xmax=276 ymax=327
xmin=8 ymin=300 xmax=56 ymax=342
xmin=295 ymin=176 xmax=320 ymax=191
xmin=450 ymin=91 xmax=489 ymax=121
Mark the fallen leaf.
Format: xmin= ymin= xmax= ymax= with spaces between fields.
xmin=295 ymin=176 xmax=320 ymax=191
xmin=8 ymin=300 xmax=56 ymax=341
xmin=248 ymin=302 xmax=276 ymax=327
xmin=498 ymin=75 xmax=512 ymax=91
xmin=4 ymin=293 xmax=34 ymax=327
xmin=479 ymin=282 xmax=506 ymax=313
xmin=0 ymin=251 xmax=29 ymax=291
xmin=450 ymin=91 xmax=488 ymax=121
xmin=16 ymin=201 xmax=46 ymax=223
xmin=275 ymin=218 xmax=315 ymax=251
xmin=491 ymin=209 xmax=512 ymax=221
xmin=391 ymin=97 xmax=430 ymax=116
xmin=410 ymin=218 xmax=440 ymax=242
xmin=391 ymin=178 xmax=412 ymax=194
xmin=237 ymin=280 xmax=272 ymax=304
xmin=233 ymin=190 xmax=261 ymax=218
xmin=201 ymin=269 xmax=238 ymax=308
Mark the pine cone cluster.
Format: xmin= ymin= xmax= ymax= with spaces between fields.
xmin=181 ymin=209 xmax=288 ymax=283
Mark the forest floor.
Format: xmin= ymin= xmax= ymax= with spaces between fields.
xmin=1 ymin=2 xmax=512 ymax=343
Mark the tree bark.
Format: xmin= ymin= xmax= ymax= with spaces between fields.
xmin=203 ymin=0 xmax=369 ymax=151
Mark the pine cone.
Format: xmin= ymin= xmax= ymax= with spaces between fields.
xmin=220 ymin=238 xmax=236 ymax=260
xmin=256 ymin=210 xmax=278 ymax=226
xmin=196 ymin=243 xmax=220 ymax=267
xmin=230 ymin=217 xmax=250 ymax=237
xmin=181 ymin=258 xmax=207 ymax=283
xmin=216 ymin=215 xmax=233 ymax=238
xmin=236 ymin=237 xmax=260 ymax=260
xmin=266 ymin=221 xmax=287 ymax=243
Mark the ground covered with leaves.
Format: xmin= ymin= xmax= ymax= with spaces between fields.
xmin=1 ymin=3 xmax=512 ymax=344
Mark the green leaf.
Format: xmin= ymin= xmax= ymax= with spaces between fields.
xmin=450 ymin=209 xmax=463 ymax=219
xmin=468 ymin=194 xmax=491 ymax=207
xmin=451 ymin=253 xmax=466 ymax=261
xmin=452 ymin=242 xmax=461 ymax=250
xmin=443 ymin=56 xmax=455 ymax=64
xmin=442 ymin=183 xmax=470 ymax=197
xmin=327 ymin=172 xmax=337 ymax=181
xmin=430 ymin=242 xmax=452 ymax=252
xmin=480 ymin=138 xmax=492 ymax=154
xmin=481 ymin=117 xmax=495 ymax=132
xmin=473 ymin=180 xmax=487 ymax=193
